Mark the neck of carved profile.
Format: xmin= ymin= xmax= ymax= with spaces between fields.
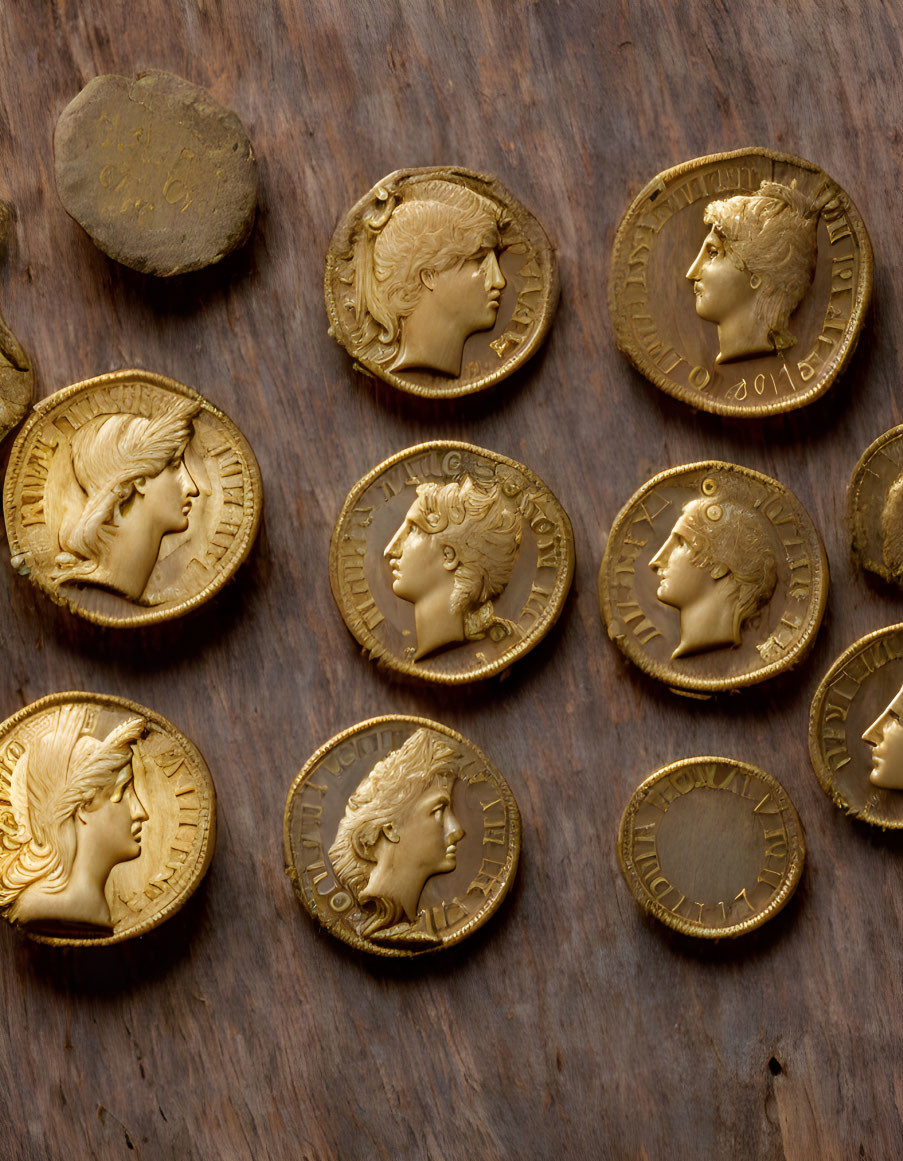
xmin=413 ymin=590 xmax=464 ymax=661
xmin=673 ymin=593 xmax=739 ymax=659
xmin=715 ymin=316 xmax=773 ymax=364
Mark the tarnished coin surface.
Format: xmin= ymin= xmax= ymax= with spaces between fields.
xmin=848 ymin=425 xmax=903 ymax=589
xmin=0 ymin=691 xmax=215 ymax=946
xmin=0 ymin=204 xmax=33 ymax=441
xmin=809 ymin=624 xmax=903 ymax=828
xmin=330 ymin=442 xmax=574 ymax=683
xmin=618 ymin=757 xmax=805 ymax=939
xmin=4 ymin=369 xmax=262 ymax=627
xmin=598 ymin=461 xmax=828 ymax=693
xmin=324 ymin=166 xmax=558 ymax=398
xmin=54 ymin=70 xmax=257 ymax=277
xmin=609 ymin=148 xmax=871 ymax=416
xmin=284 ymin=716 xmax=519 ymax=957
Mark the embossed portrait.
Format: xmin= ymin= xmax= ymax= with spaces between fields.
xmin=328 ymin=729 xmax=465 ymax=943
xmin=862 ymin=684 xmax=903 ymax=790
xmin=0 ymin=707 xmax=148 ymax=930
xmin=350 ymin=181 xmax=507 ymax=376
xmin=649 ymin=496 xmax=777 ymax=659
xmin=880 ymin=472 xmax=903 ymax=578
xmin=384 ymin=474 xmax=523 ymax=660
xmin=686 ymin=181 xmax=819 ymax=364
xmin=47 ymin=398 xmax=200 ymax=602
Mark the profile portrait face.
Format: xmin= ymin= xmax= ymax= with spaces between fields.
xmin=383 ymin=474 xmax=523 ymax=660
xmin=49 ymin=398 xmax=201 ymax=602
xmin=327 ymin=729 xmax=465 ymax=941
xmin=862 ymin=684 xmax=903 ymax=790
xmin=0 ymin=707 xmax=148 ymax=931
xmin=649 ymin=496 xmax=777 ymax=659
xmin=352 ymin=180 xmax=507 ymax=377
xmin=686 ymin=180 xmax=819 ymax=364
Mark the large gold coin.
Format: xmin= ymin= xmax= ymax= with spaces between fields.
xmin=848 ymin=425 xmax=903 ymax=589
xmin=54 ymin=70 xmax=257 ymax=277
xmin=284 ymin=716 xmax=520 ymax=957
xmin=329 ymin=442 xmax=574 ymax=683
xmin=598 ymin=461 xmax=828 ymax=693
xmin=324 ymin=166 xmax=558 ymax=398
xmin=618 ymin=757 xmax=805 ymax=939
xmin=809 ymin=624 xmax=903 ymax=828
xmin=0 ymin=692 xmax=216 ymax=946
xmin=609 ymin=148 xmax=872 ymax=416
xmin=4 ymin=369 xmax=262 ymax=627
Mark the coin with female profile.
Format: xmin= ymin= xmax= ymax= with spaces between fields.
xmin=0 ymin=692 xmax=215 ymax=946
xmin=329 ymin=442 xmax=574 ymax=683
xmin=618 ymin=757 xmax=805 ymax=939
xmin=324 ymin=166 xmax=557 ymax=398
xmin=4 ymin=369 xmax=262 ymax=626
xmin=809 ymin=624 xmax=903 ymax=828
xmin=284 ymin=716 xmax=520 ymax=956
xmin=598 ymin=461 xmax=828 ymax=693
xmin=609 ymin=148 xmax=871 ymax=416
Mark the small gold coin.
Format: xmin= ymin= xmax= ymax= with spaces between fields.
xmin=0 ymin=691 xmax=216 ymax=946
xmin=54 ymin=70 xmax=257 ymax=277
xmin=848 ymin=425 xmax=903 ymax=588
xmin=609 ymin=148 xmax=872 ymax=416
xmin=598 ymin=461 xmax=828 ymax=693
xmin=324 ymin=166 xmax=558 ymax=398
xmin=284 ymin=716 xmax=519 ymax=957
xmin=809 ymin=624 xmax=903 ymax=828
xmin=4 ymin=368 xmax=262 ymax=627
xmin=329 ymin=441 xmax=574 ymax=683
xmin=618 ymin=757 xmax=805 ymax=938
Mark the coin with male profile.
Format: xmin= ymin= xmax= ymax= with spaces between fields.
xmin=609 ymin=148 xmax=871 ymax=416
xmin=54 ymin=70 xmax=257 ymax=277
xmin=809 ymin=624 xmax=903 ymax=828
xmin=329 ymin=442 xmax=574 ymax=683
xmin=4 ymin=369 xmax=262 ymax=627
xmin=284 ymin=716 xmax=520 ymax=956
xmin=847 ymin=425 xmax=903 ymax=590
xmin=618 ymin=757 xmax=805 ymax=939
xmin=324 ymin=166 xmax=557 ymax=398
xmin=598 ymin=461 xmax=828 ymax=693
xmin=0 ymin=691 xmax=215 ymax=946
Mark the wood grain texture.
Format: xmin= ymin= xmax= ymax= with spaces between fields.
xmin=0 ymin=1 xmax=901 ymax=1158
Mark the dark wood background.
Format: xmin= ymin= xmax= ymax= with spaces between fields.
xmin=0 ymin=2 xmax=900 ymax=1158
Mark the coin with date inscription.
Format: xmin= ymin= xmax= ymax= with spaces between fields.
xmin=598 ymin=460 xmax=828 ymax=694
xmin=609 ymin=148 xmax=871 ymax=416
xmin=4 ymin=369 xmax=262 ymax=627
xmin=324 ymin=166 xmax=558 ymax=398
xmin=809 ymin=624 xmax=903 ymax=828
xmin=284 ymin=716 xmax=520 ymax=957
xmin=0 ymin=691 xmax=216 ymax=947
xmin=329 ymin=441 xmax=574 ymax=683
xmin=618 ymin=757 xmax=805 ymax=939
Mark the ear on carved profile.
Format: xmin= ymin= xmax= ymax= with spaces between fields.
xmin=420 ymin=268 xmax=437 ymax=291
xmin=442 ymin=545 xmax=459 ymax=571
xmin=381 ymin=821 xmax=400 ymax=844
xmin=133 ymin=476 xmax=148 ymax=497
xmin=710 ymin=564 xmax=729 ymax=580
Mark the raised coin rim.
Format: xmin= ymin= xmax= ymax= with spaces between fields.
xmin=283 ymin=714 xmax=521 ymax=957
xmin=617 ymin=755 xmax=805 ymax=939
xmin=597 ymin=459 xmax=829 ymax=692
xmin=608 ymin=146 xmax=873 ymax=418
xmin=847 ymin=424 xmax=903 ymax=587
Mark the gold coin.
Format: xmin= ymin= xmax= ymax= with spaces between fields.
xmin=324 ymin=166 xmax=558 ymax=398
xmin=54 ymin=70 xmax=257 ymax=277
xmin=329 ymin=441 xmax=574 ymax=683
xmin=848 ymin=425 xmax=903 ymax=588
xmin=0 ymin=204 xmax=33 ymax=442
xmin=809 ymin=624 xmax=903 ymax=828
xmin=4 ymin=368 xmax=262 ymax=627
xmin=609 ymin=148 xmax=872 ymax=417
xmin=598 ymin=461 xmax=828 ymax=693
xmin=618 ymin=757 xmax=805 ymax=938
xmin=0 ymin=691 xmax=216 ymax=946
xmin=284 ymin=716 xmax=519 ymax=956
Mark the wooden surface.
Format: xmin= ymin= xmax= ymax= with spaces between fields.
xmin=0 ymin=2 xmax=901 ymax=1158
